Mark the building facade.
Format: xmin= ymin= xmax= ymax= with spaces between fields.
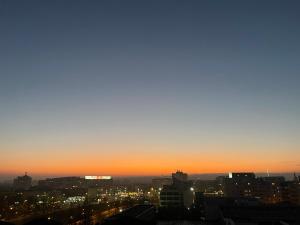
xmin=13 ymin=173 xmax=32 ymax=190
xmin=159 ymin=171 xmax=194 ymax=208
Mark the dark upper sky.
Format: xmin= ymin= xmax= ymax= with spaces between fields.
xmin=0 ymin=0 xmax=300 ymax=176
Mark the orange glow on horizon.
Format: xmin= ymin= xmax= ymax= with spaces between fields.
xmin=1 ymin=141 xmax=299 ymax=177
xmin=1 ymin=157 xmax=298 ymax=177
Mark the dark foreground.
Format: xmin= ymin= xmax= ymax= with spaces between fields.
xmin=1 ymin=203 xmax=300 ymax=225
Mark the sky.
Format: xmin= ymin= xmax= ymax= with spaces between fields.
xmin=0 ymin=0 xmax=300 ymax=178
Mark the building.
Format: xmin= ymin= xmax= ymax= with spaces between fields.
xmin=159 ymin=171 xmax=194 ymax=208
xmin=223 ymin=172 xmax=300 ymax=205
xmin=223 ymin=172 xmax=256 ymax=198
xmin=13 ymin=172 xmax=32 ymax=190
xmin=172 ymin=171 xmax=188 ymax=182
xmin=38 ymin=176 xmax=84 ymax=189
xmin=281 ymin=175 xmax=300 ymax=205
xmin=84 ymin=175 xmax=113 ymax=187
xmin=223 ymin=172 xmax=285 ymax=202
xmin=159 ymin=185 xmax=183 ymax=208
xmin=255 ymin=176 xmax=284 ymax=203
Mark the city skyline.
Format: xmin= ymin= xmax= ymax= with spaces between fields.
xmin=1 ymin=0 xmax=300 ymax=177
xmin=2 ymin=172 xmax=300 ymax=183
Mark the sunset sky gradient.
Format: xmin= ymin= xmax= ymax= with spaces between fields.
xmin=1 ymin=0 xmax=300 ymax=177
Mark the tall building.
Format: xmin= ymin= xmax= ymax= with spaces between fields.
xmin=159 ymin=171 xmax=194 ymax=208
xmin=13 ymin=172 xmax=32 ymax=190
xmin=172 ymin=171 xmax=188 ymax=182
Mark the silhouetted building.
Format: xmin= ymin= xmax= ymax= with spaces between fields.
xmin=223 ymin=172 xmax=256 ymax=198
xmin=223 ymin=172 xmax=300 ymax=205
xmin=159 ymin=171 xmax=194 ymax=208
xmin=13 ymin=172 xmax=32 ymax=190
xmin=172 ymin=171 xmax=188 ymax=182
xmin=281 ymin=176 xmax=300 ymax=205
xmin=38 ymin=176 xmax=84 ymax=189
xmin=194 ymin=191 xmax=205 ymax=208
xmin=255 ymin=176 xmax=285 ymax=203
xmin=160 ymin=185 xmax=183 ymax=208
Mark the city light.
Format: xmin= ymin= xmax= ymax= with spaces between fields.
xmin=84 ymin=176 xmax=112 ymax=180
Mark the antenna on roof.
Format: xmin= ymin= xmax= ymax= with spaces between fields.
xmin=293 ymin=172 xmax=298 ymax=181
